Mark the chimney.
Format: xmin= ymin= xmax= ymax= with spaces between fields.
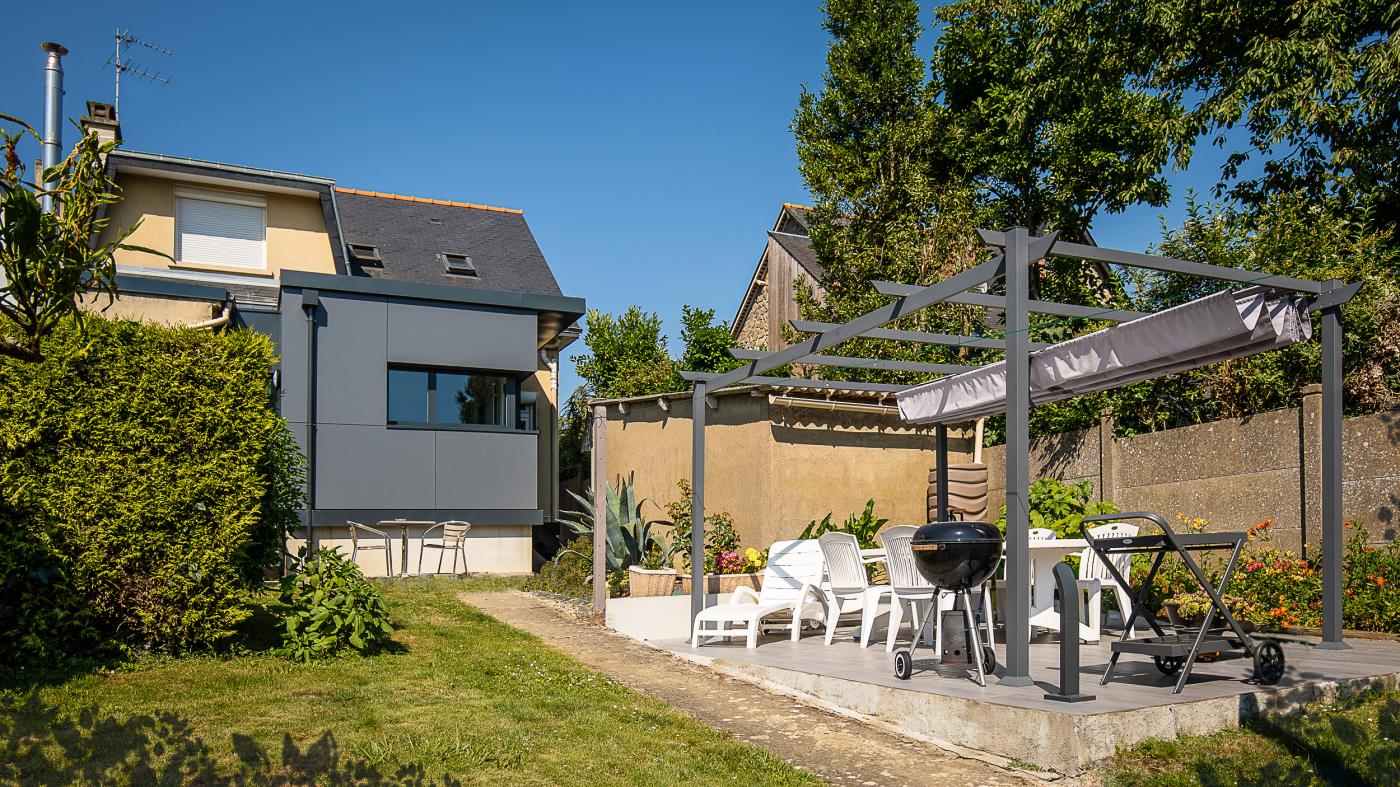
xmin=81 ymin=101 xmax=122 ymax=146
xmin=39 ymin=41 xmax=67 ymax=213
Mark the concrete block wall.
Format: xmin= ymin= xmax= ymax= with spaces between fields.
xmin=983 ymin=390 xmax=1400 ymax=553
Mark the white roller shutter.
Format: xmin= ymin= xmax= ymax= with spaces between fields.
xmin=176 ymin=189 xmax=266 ymax=269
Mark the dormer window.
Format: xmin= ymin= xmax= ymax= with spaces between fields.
xmin=348 ymin=243 xmax=382 ymax=265
xmin=440 ymin=253 xmax=477 ymax=277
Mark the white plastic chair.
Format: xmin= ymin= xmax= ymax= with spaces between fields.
xmin=817 ymin=532 xmax=892 ymax=648
xmin=419 ymin=520 xmax=471 ymax=575
xmin=1078 ymin=521 xmax=1139 ymax=637
xmin=692 ymin=539 xmax=827 ymax=648
xmin=881 ymin=526 xmax=935 ymax=652
xmin=349 ymin=521 xmax=393 ymax=577
xmin=1028 ymin=527 xmax=1057 ymax=540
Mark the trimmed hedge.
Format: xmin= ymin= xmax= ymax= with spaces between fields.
xmin=0 ymin=315 xmax=303 ymax=661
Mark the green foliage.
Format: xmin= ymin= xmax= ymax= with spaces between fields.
xmin=557 ymin=385 xmax=590 ymax=485
xmin=278 ymin=549 xmax=394 ymax=662
xmin=526 ymin=536 xmax=593 ymax=599
xmin=664 ymin=479 xmax=740 ymax=573
xmin=0 ymin=116 xmax=169 ymax=363
xmin=993 ymin=477 xmax=1119 ymax=538
xmin=677 ymin=305 xmax=742 ymax=376
xmin=571 ymin=307 xmax=676 ymax=400
xmin=561 ymin=473 xmax=668 ymax=573
xmin=799 ymin=499 xmax=889 ymax=550
xmin=0 ymin=315 xmax=304 ymax=662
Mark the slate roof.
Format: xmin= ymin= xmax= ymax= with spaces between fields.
xmin=768 ymin=230 xmax=825 ymax=281
xmin=333 ymin=188 xmax=563 ymax=296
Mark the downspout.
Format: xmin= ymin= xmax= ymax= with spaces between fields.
xmin=39 ymin=42 xmax=68 ymax=213
xmin=301 ymin=290 xmax=320 ymax=553
xmin=188 ymin=302 xmax=232 ymax=330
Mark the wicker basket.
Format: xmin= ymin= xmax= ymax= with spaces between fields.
xmin=628 ymin=567 xmax=678 ymax=597
xmin=679 ymin=572 xmax=763 ymax=595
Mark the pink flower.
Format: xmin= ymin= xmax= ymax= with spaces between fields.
xmin=715 ymin=550 xmax=743 ymax=574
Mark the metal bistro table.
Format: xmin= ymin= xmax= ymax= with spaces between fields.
xmin=1081 ymin=511 xmax=1286 ymax=694
xmin=378 ymin=519 xmax=435 ymax=576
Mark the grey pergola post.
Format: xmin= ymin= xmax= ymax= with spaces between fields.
xmin=1318 ymin=283 xmax=1348 ymax=649
xmin=690 ymin=381 xmax=708 ymax=621
xmin=1001 ymin=227 xmax=1034 ymax=685
xmin=591 ymin=404 xmax=607 ymax=612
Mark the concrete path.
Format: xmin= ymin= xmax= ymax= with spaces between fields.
xmin=461 ymin=591 xmax=1037 ymax=787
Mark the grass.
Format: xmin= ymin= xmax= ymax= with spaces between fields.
xmin=0 ymin=577 xmax=817 ymax=785
xmin=1105 ymin=688 xmax=1400 ymax=786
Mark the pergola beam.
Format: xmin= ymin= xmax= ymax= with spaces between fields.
xmin=977 ymin=229 xmax=1325 ymax=295
xmin=678 ymin=370 xmax=909 ymax=394
xmin=789 ymin=320 xmax=1051 ymax=351
xmin=873 ymin=281 xmax=1147 ymax=322
xmin=728 ymin=348 xmax=975 ymax=375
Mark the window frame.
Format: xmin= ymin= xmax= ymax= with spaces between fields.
xmin=385 ymin=363 xmax=532 ymax=433
xmin=173 ymin=186 xmax=269 ymax=270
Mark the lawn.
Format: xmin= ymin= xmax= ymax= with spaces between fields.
xmin=0 ymin=578 xmax=817 ymax=785
xmin=1105 ymin=687 xmax=1400 ymax=785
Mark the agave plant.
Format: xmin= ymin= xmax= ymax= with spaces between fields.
xmin=562 ymin=473 xmax=670 ymax=572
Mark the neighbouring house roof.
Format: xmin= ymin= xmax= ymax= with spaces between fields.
xmin=731 ymin=202 xmax=826 ymax=343
xmin=333 ymin=188 xmax=563 ymax=296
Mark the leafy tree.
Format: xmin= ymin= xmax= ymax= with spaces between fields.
xmin=557 ymin=385 xmax=590 ymax=484
xmin=676 ymin=305 xmax=743 ymax=376
xmin=0 ymin=116 xmax=163 ymax=362
xmin=571 ymin=306 xmax=676 ymax=399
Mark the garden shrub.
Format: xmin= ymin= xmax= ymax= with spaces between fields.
xmin=665 ymin=479 xmax=740 ymax=573
xmin=993 ymin=477 xmax=1119 ymax=538
xmin=527 ymin=536 xmax=593 ymax=597
xmin=0 ymin=316 xmax=303 ymax=662
xmin=279 ymin=549 xmax=394 ymax=662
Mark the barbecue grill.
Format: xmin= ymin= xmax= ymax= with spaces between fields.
xmin=893 ymin=520 xmax=1003 ymax=686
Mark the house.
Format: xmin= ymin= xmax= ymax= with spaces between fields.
xmin=730 ymin=203 xmax=824 ymax=351
xmin=89 ymin=103 xmax=584 ymax=574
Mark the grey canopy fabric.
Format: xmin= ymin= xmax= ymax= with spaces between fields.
xmin=896 ymin=288 xmax=1313 ymax=425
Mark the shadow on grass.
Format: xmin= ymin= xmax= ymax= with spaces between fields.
xmin=1191 ymin=695 xmax=1400 ymax=786
xmin=0 ymin=692 xmax=461 ymax=786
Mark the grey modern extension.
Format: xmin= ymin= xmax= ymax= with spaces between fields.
xmin=92 ymin=108 xmax=583 ymax=574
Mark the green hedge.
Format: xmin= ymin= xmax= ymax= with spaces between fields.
xmin=0 ymin=315 xmax=303 ymax=661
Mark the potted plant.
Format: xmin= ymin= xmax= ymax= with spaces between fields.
xmin=629 ymin=544 xmax=678 ymax=597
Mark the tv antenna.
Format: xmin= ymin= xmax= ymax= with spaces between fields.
xmin=105 ymin=28 xmax=173 ymax=118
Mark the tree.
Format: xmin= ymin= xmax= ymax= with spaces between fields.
xmin=0 ymin=116 xmax=162 ymax=362
xmin=676 ymin=305 xmax=742 ymax=376
xmin=571 ymin=306 xmax=675 ymax=399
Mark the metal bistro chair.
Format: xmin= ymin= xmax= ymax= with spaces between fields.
xmin=349 ymin=521 xmax=394 ymax=577
xmin=419 ymin=520 xmax=472 ymax=575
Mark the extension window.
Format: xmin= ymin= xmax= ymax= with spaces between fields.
xmin=386 ymin=365 xmax=525 ymax=430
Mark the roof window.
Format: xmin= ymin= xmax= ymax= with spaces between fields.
xmin=348 ymin=243 xmax=382 ymax=265
xmin=440 ymin=253 xmax=478 ymax=277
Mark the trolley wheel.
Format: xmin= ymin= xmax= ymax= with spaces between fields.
xmin=982 ymin=646 xmax=997 ymax=674
xmin=1153 ymin=655 xmax=1185 ymax=675
xmin=893 ymin=649 xmax=913 ymax=681
xmin=1253 ymin=639 xmax=1286 ymax=685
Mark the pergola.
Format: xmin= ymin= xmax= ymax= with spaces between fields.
xmin=680 ymin=227 xmax=1360 ymax=686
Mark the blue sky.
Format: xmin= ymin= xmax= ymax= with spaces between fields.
xmin=2 ymin=1 xmax=1228 ymax=396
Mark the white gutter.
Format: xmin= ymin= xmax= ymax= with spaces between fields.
xmin=767 ymin=393 xmax=900 ymax=416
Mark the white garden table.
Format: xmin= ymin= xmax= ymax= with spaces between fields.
xmin=1027 ymin=538 xmax=1099 ymax=643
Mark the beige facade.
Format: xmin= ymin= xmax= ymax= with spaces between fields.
xmin=84 ymin=291 xmax=223 ymax=326
xmin=600 ymin=389 xmax=974 ymax=551
xmin=100 ymin=173 xmax=337 ymax=278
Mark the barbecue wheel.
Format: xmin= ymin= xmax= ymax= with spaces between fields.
xmin=1253 ymin=640 xmax=1286 ymax=685
xmin=982 ymin=646 xmax=997 ymax=674
xmin=894 ymin=649 xmax=913 ymax=681
xmin=1153 ymin=655 xmax=1185 ymax=675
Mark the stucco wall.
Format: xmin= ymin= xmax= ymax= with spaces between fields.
xmin=982 ymin=394 xmax=1400 ymax=552
xmin=102 ymin=173 xmax=336 ymax=277
xmin=83 ymin=291 xmax=221 ymax=326
xmin=602 ymin=393 xmax=974 ymax=551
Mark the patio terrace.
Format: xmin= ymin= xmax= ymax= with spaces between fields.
xmin=650 ymin=626 xmax=1400 ymax=774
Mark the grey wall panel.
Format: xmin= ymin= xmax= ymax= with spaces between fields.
xmin=279 ymin=288 xmax=310 ymax=424
xmin=316 ymin=294 xmax=389 ymax=427
xmin=434 ymin=430 xmax=538 ymax=509
xmin=387 ymin=302 xmax=537 ymax=372
xmin=316 ymin=424 xmax=436 ymax=510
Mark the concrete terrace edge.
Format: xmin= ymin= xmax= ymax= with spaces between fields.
xmin=701 ymin=656 xmax=1400 ymax=775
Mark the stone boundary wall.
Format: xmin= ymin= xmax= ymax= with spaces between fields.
xmin=982 ymin=387 xmax=1400 ymax=553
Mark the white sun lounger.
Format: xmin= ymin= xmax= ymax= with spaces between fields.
xmin=690 ymin=539 xmax=827 ymax=648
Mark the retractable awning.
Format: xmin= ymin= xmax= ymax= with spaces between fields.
xmin=895 ymin=288 xmax=1313 ymax=425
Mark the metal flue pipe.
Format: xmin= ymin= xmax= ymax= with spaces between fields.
xmin=40 ymin=41 xmax=68 ymax=213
